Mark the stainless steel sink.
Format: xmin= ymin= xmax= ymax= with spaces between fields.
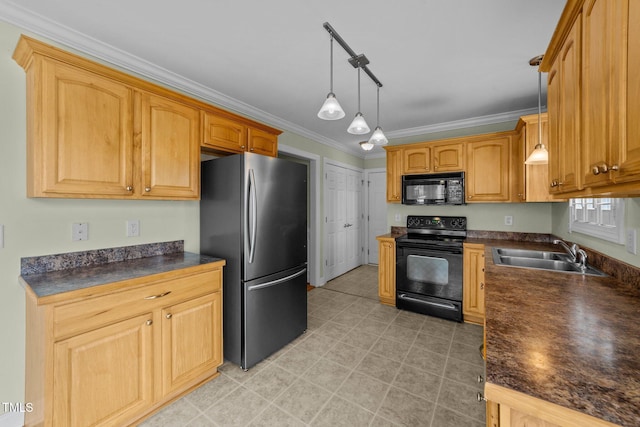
xmin=494 ymin=248 xmax=569 ymax=261
xmin=492 ymin=248 xmax=607 ymax=277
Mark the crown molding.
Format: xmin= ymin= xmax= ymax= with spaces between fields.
xmin=385 ymin=107 xmax=544 ymax=139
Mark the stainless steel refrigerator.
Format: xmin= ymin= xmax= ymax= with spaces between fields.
xmin=200 ymin=152 xmax=307 ymax=370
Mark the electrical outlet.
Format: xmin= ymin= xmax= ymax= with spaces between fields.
xmin=72 ymin=223 xmax=88 ymax=241
xmin=504 ymin=216 xmax=513 ymax=226
xmin=626 ymin=229 xmax=637 ymax=255
xmin=394 ymin=213 xmax=402 ymax=222
xmin=127 ymin=220 xmax=140 ymax=237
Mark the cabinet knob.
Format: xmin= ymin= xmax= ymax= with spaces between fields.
xmin=480 ymin=282 xmax=484 ymax=289
xmin=145 ymin=187 xmax=151 ymax=192
xmin=250 ymin=148 xmax=254 ymax=151
xmin=477 ymin=374 xmax=484 ymax=383
xmin=477 ymin=392 xmax=487 ymax=402
xmin=146 ymin=319 xmax=153 ymax=326
xmin=241 ymin=145 xmax=246 ymax=149
xmin=611 ymin=164 xmax=620 ymax=171
xmin=166 ymin=313 xmax=172 ymax=319
xmin=433 ymin=166 xmax=438 ymax=170
xmin=126 ymin=186 xmax=133 ymax=191
xmin=467 ymin=195 xmax=473 ymax=200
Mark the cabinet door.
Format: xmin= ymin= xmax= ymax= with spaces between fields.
xmin=402 ymin=146 xmax=431 ymax=174
xmin=463 ymin=244 xmax=485 ymax=324
xmin=248 ymin=127 xmax=278 ymax=157
xmin=53 ymin=314 xmax=154 ymax=427
xmin=582 ymin=0 xmax=619 ymax=188
xmin=432 ymin=142 xmax=464 ymax=172
xmin=617 ymin=0 xmax=640 ymax=183
xmin=202 ymin=112 xmax=247 ymax=153
xmin=139 ymin=93 xmax=200 ymax=199
xmin=556 ymin=15 xmax=583 ymax=193
xmin=385 ymin=148 xmax=402 ymax=202
xmin=466 ymin=137 xmax=511 ymax=202
xmin=522 ymin=115 xmax=554 ymax=202
xmin=36 ymin=60 xmax=134 ymax=197
xmin=162 ymin=292 xmax=222 ymax=396
xmin=377 ymin=238 xmax=396 ymax=306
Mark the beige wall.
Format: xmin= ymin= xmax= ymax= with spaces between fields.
xmin=0 ymin=22 xmax=201 ymax=412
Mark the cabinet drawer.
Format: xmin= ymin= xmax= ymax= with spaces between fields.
xmin=53 ymin=269 xmax=221 ymax=340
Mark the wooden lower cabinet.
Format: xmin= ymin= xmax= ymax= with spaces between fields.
xmin=376 ymin=235 xmax=396 ymax=306
xmin=463 ymin=243 xmax=485 ymax=324
xmin=24 ymin=264 xmax=224 ymax=427
xmin=485 ymin=383 xmax=618 ymax=427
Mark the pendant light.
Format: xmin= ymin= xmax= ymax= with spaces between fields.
xmin=368 ymin=85 xmax=388 ymax=146
xmin=359 ymin=141 xmax=374 ymax=151
xmin=525 ymin=55 xmax=548 ymax=165
xmin=347 ymin=66 xmax=370 ymax=134
xmin=317 ymin=35 xmax=345 ymax=120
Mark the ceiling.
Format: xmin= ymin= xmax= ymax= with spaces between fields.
xmin=0 ymin=0 xmax=566 ymax=157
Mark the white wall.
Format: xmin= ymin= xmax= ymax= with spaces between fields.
xmin=0 ymin=22 xmax=200 ymax=414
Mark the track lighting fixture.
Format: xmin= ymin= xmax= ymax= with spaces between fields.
xmin=318 ymin=22 xmax=386 ymax=150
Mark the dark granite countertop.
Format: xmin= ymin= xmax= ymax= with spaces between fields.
xmin=475 ymin=238 xmax=640 ymax=426
xmin=19 ymin=242 xmax=224 ymax=304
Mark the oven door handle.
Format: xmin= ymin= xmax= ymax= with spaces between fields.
xmin=398 ymin=294 xmax=458 ymax=310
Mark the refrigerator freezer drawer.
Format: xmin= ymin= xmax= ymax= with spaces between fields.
xmin=242 ymin=266 xmax=307 ymax=369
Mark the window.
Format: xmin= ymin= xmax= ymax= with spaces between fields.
xmin=569 ymin=198 xmax=625 ymax=244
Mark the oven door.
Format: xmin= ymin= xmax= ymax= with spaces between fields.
xmin=396 ymin=243 xmax=463 ymax=321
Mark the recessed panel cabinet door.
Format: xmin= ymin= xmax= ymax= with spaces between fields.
xmin=53 ymin=313 xmax=154 ymax=427
xmin=466 ymin=137 xmax=511 ymax=202
xmin=139 ymin=93 xmax=200 ymax=199
xmin=38 ymin=60 xmax=134 ymax=197
xmin=162 ymin=292 xmax=222 ymax=396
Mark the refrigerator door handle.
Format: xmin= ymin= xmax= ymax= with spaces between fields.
xmin=247 ymin=268 xmax=307 ymax=291
xmin=247 ymin=168 xmax=258 ymax=264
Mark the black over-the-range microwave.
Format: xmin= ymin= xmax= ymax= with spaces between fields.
xmin=402 ymin=172 xmax=465 ymax=205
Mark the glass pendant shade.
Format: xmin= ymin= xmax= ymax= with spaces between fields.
xmin=359 ymin=140 xmax=374 ymax=151
xmin=348 ymin=112 xmax=370 ymax=135
xmin=368 ymin=126 xmax=388 ymax=145
xmin=317 ymin=93 xmax=345 ymax=120
xmin=525 ymin=144 xmax=548 ymax=164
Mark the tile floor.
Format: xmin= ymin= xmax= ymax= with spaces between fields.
xmin=140 ymin=265 xmax=486 ymax=427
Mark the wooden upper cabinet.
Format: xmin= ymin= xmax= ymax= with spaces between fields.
xmin=541 ymin=0 xmax=640 ymax=196
xmin=248 ymin=127 xmax=278 ymax=157
xmin=202 ymin=113 xmax=247 ymax=153
xmin=616 ymin=0 xmax=640 ymax=185
xmin=582 ymin=0 xmax=621 ymax=188
xmin=27 ymin=58 xmax=135 ymax=197
xmin=403 ymin=146 xmax=431 ymax=174
xmin=138 ymin=93 xmax=200 ymax=199
xmin=202 ymin=111 xmax=280 ymax=157
xmin=385 ymin=147 xmax=402 ymax=202
xmin=466 ymin=135 xmax=512 ymax=202
xmin=432 ymin=142 xmax=464 ymax=172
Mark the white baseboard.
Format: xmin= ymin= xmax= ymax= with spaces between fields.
xmin=0 ymin=411 xmax=23 ymax=427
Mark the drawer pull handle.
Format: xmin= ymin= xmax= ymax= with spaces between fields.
xmin=146 ymin=319 xmax=153 ymax=326
xmin=166 ymin=313 xmax=172 ymax=319
xmin=144 ymin=291 xmax=171 ymax=300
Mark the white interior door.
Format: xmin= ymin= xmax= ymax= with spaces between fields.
xmin=367 ymin=170 xmax=387 ymax=264
xmin=325 ymin=163 xmax=363 ymax=281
